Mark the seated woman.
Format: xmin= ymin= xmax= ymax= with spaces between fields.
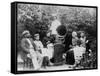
xmin=33 ymin=33 xmax=44 ymax=68
xmin=65 ymin=31 xmax=86 ymax=65
xmin=42 ymin=31 xmax=54 ymax=59
xmin=42 ymin=31 xmax=55 ymax=67
xmin=65 ymin=31 xmax=78 ymax=65
xmin=72 ymin=40 xmax=86 ymax=66
xmin=21 ymin=30 xmax=41 ymax=70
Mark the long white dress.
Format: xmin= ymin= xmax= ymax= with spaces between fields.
xmin=26 ymin=39 xmax=41 ymax=70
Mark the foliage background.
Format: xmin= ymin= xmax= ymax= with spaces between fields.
xmin=17 ymin=3 xmax=97 ymax=69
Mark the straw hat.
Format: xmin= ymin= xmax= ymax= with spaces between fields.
xmin=22 ymin=30 xmax=30 ymax=36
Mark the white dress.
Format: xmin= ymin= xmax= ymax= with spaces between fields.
xmin=50 ymin=19 xmax=61 ymax=35
xmin=42 ymin=43 xmax=54 ymax=60
xmin=72 ymin=46 xmax=86 ymax=63
xmin=33 ymin=40 xmax=44 ymax=67
xmin=25 ymin=39 xmax=41 ymax=70
xmin=47 ymin=43 xmax=54 ymax=59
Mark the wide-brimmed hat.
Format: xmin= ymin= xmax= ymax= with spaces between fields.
xmin=22 ymin=30 xmax=30 ymax=36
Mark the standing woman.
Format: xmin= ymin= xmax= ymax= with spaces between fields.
xmin=49 ymin=14 xmax=61 ymax=35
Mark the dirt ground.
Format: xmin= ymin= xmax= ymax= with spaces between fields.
xmin=17 ymin=63 xmax=75 ymax=71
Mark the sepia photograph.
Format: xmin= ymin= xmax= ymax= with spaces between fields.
xmin=16 ymin=2 xmax=97 ymax=72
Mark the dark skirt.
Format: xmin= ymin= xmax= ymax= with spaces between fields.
xmin=51 ymin=43 xmax=65 ymax=64
xmin=66 ymin=50 xmax=75 ymax=65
